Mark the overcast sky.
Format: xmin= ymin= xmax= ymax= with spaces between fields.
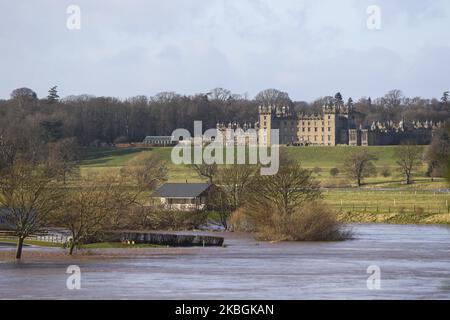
xmin=1 ymin=0 xmax=449 ymax=101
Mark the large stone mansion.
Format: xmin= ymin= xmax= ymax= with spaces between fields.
xmin=216 ymin=103 xmax=441 ymax=146
xmin=140 ymin=103 xmax=441 ymax=147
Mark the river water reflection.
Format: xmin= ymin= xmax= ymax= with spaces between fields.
xmin=0 ymin=224 xmax=449 ymax=299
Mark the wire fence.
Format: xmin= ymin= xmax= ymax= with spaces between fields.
xmin=329 ymin=203 xmax=450 ymax=215
xmin=324 ymin=189 xmax=450 ymax=215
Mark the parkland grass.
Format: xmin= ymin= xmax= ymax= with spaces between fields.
xmin=77 ymin=146 xmax=450 ymax=224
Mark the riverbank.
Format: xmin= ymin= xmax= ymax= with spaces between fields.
xmin=0 ymin=243 xmax=200 ymax=262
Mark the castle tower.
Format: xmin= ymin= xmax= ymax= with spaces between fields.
xmin=322 ymin=104 xmax=338 ymax=146
xmin=258 ymin=105 xmax=272 ymax=145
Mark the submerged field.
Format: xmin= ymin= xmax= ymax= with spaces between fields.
xmin=78 ymin=146 xmax=450 ymax=224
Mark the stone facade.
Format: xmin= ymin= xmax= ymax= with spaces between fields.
xmin=256 ymin=104 xmax=440 ymax=146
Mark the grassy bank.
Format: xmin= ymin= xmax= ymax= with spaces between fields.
xmin=0 ymin=238 xmax=165 ymax=249
xmin=324 ymin=189 xmax=450 ymax=224
xmin=0 ymin=238 xmax=63 ymax=248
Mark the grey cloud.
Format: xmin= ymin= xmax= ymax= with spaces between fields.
xmin=0 ymin=0 xmax=449 ymax=101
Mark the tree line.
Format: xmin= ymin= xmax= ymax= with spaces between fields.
xmin=1 ymin=87 xmax=449 ymax=148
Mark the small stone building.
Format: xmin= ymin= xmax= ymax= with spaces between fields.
xmin=152 ymin=183 xmax=214 ymax=211
xmin=142 ymin=136 xmax=175 ymax=147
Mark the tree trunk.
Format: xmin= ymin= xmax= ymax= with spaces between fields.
xmin=69 ymin=242 xmax=76 ymax=255
xmin=16 ymin=237 xmax=25 ymax=260
xmin=406 ymin=173 xmax=411 ymax=185
xmin=357 ymin=177 xmax=361 ymax=187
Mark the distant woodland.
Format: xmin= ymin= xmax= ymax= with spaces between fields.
xmin=1 ymin=87 xmax=449 ymax=147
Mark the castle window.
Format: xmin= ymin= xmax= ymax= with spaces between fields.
xmin=308 ymin=128 xmax=311 ymax=132
xmin=314 ymin=127 xmax=318 ymax=132
xmin=322 ymin=127 xmax=324 ymax=132
xmin=328 ymin=127 xmax=331 ymax=132
xmin=328 ymin=135 xmax=331 ymax=140
xmin=302 ymin=128 xmax=305 ymax=132
xmin=328 ymin=115 xmax=331 ymax=119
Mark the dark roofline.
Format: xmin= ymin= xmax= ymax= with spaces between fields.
xmin=152 ymin=183 xmax=213 ymax=198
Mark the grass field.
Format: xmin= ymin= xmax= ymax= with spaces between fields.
xmin=77 ymin=146 xmax=450 ymax=224
xmin=0 ymin=238 xmax=63 ymax=248
xmin=79 ymin=145 xmax=443 ymax=186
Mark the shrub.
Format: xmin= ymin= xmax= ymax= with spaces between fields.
xmin=380 ymin=166 xmax=391 ymax=177
xmin=329 ymin=167 xmax=339 ymax=177
xmin=313 ymin=167 xmax=322 ymax=175
xmin=143 ymin=209 xmax=207 ymax=230
xmin=243 ymin=201 xmax=352 ymax=241
xmin=228 ymin=208 xmax=254 ymax=232
xmin=415 ymin=206 xmax=425 ymax=215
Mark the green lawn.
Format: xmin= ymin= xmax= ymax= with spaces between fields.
xmin=75 ymin=146 xmax=450 ymax=224
xmin=0 ymin=238 xmax=63 ymax=248
xmin=286 ymin=145 xmax=407 ymax=168
xmin=80 ymin=145 xmax=425 ymax=170
xmin=79 ymin=146 xmax=433 ymax=185
xmin=324 ymin=189 xmax=450 ymax=224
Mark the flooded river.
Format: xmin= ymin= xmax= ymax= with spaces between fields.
xmin=1 ymin=224 xmax=449 ymax=299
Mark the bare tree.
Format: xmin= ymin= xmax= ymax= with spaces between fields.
xmin=207 ymin=88 xmax=232 ymax=102
xmin=343 ymin=151 xmax=378 ymax=187
xmin=207 ymin=165 xmax=259 ymax=229
xmin=60 ymin=174 xmax=139 ymax=255
xmin=0 ymin=134 xmax=17 ymax=172
xmin=0 ymin=159 xmax=63 ymax=259
xmin=425 ymin=123 xmax=450 ymax=178
xmin=122 ymin=152 xmax=168 ymax=190
xmin=395 ymin=144 xmax=423 ymax=185
xmin=10 ymin=87 xmax=38 ymax=106
xmin=255 ymin=88 xmax=292 ymax=107
xmin=191 ymin=163 xmax=218 ymax=184
xmin=240 ymin=155 xmax=348 ymax=241
xmin=382 ymin=89 xmax=403 ymax=110
xmin=246 ymin=156 xmax=320 ymax=216
xmin=217 ymin=165 xmax=258 ymax=210
xmin=48 ymin=137 xmax=80 ymax=184
xmin=205 ymin=186 xmax=232 ymax=229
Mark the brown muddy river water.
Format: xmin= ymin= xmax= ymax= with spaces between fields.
xmin=0 ymin=224 xmax=449 ymax=299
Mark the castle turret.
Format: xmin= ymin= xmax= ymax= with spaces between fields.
xmin=258 ymin=105 xmax=272 ymax=145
